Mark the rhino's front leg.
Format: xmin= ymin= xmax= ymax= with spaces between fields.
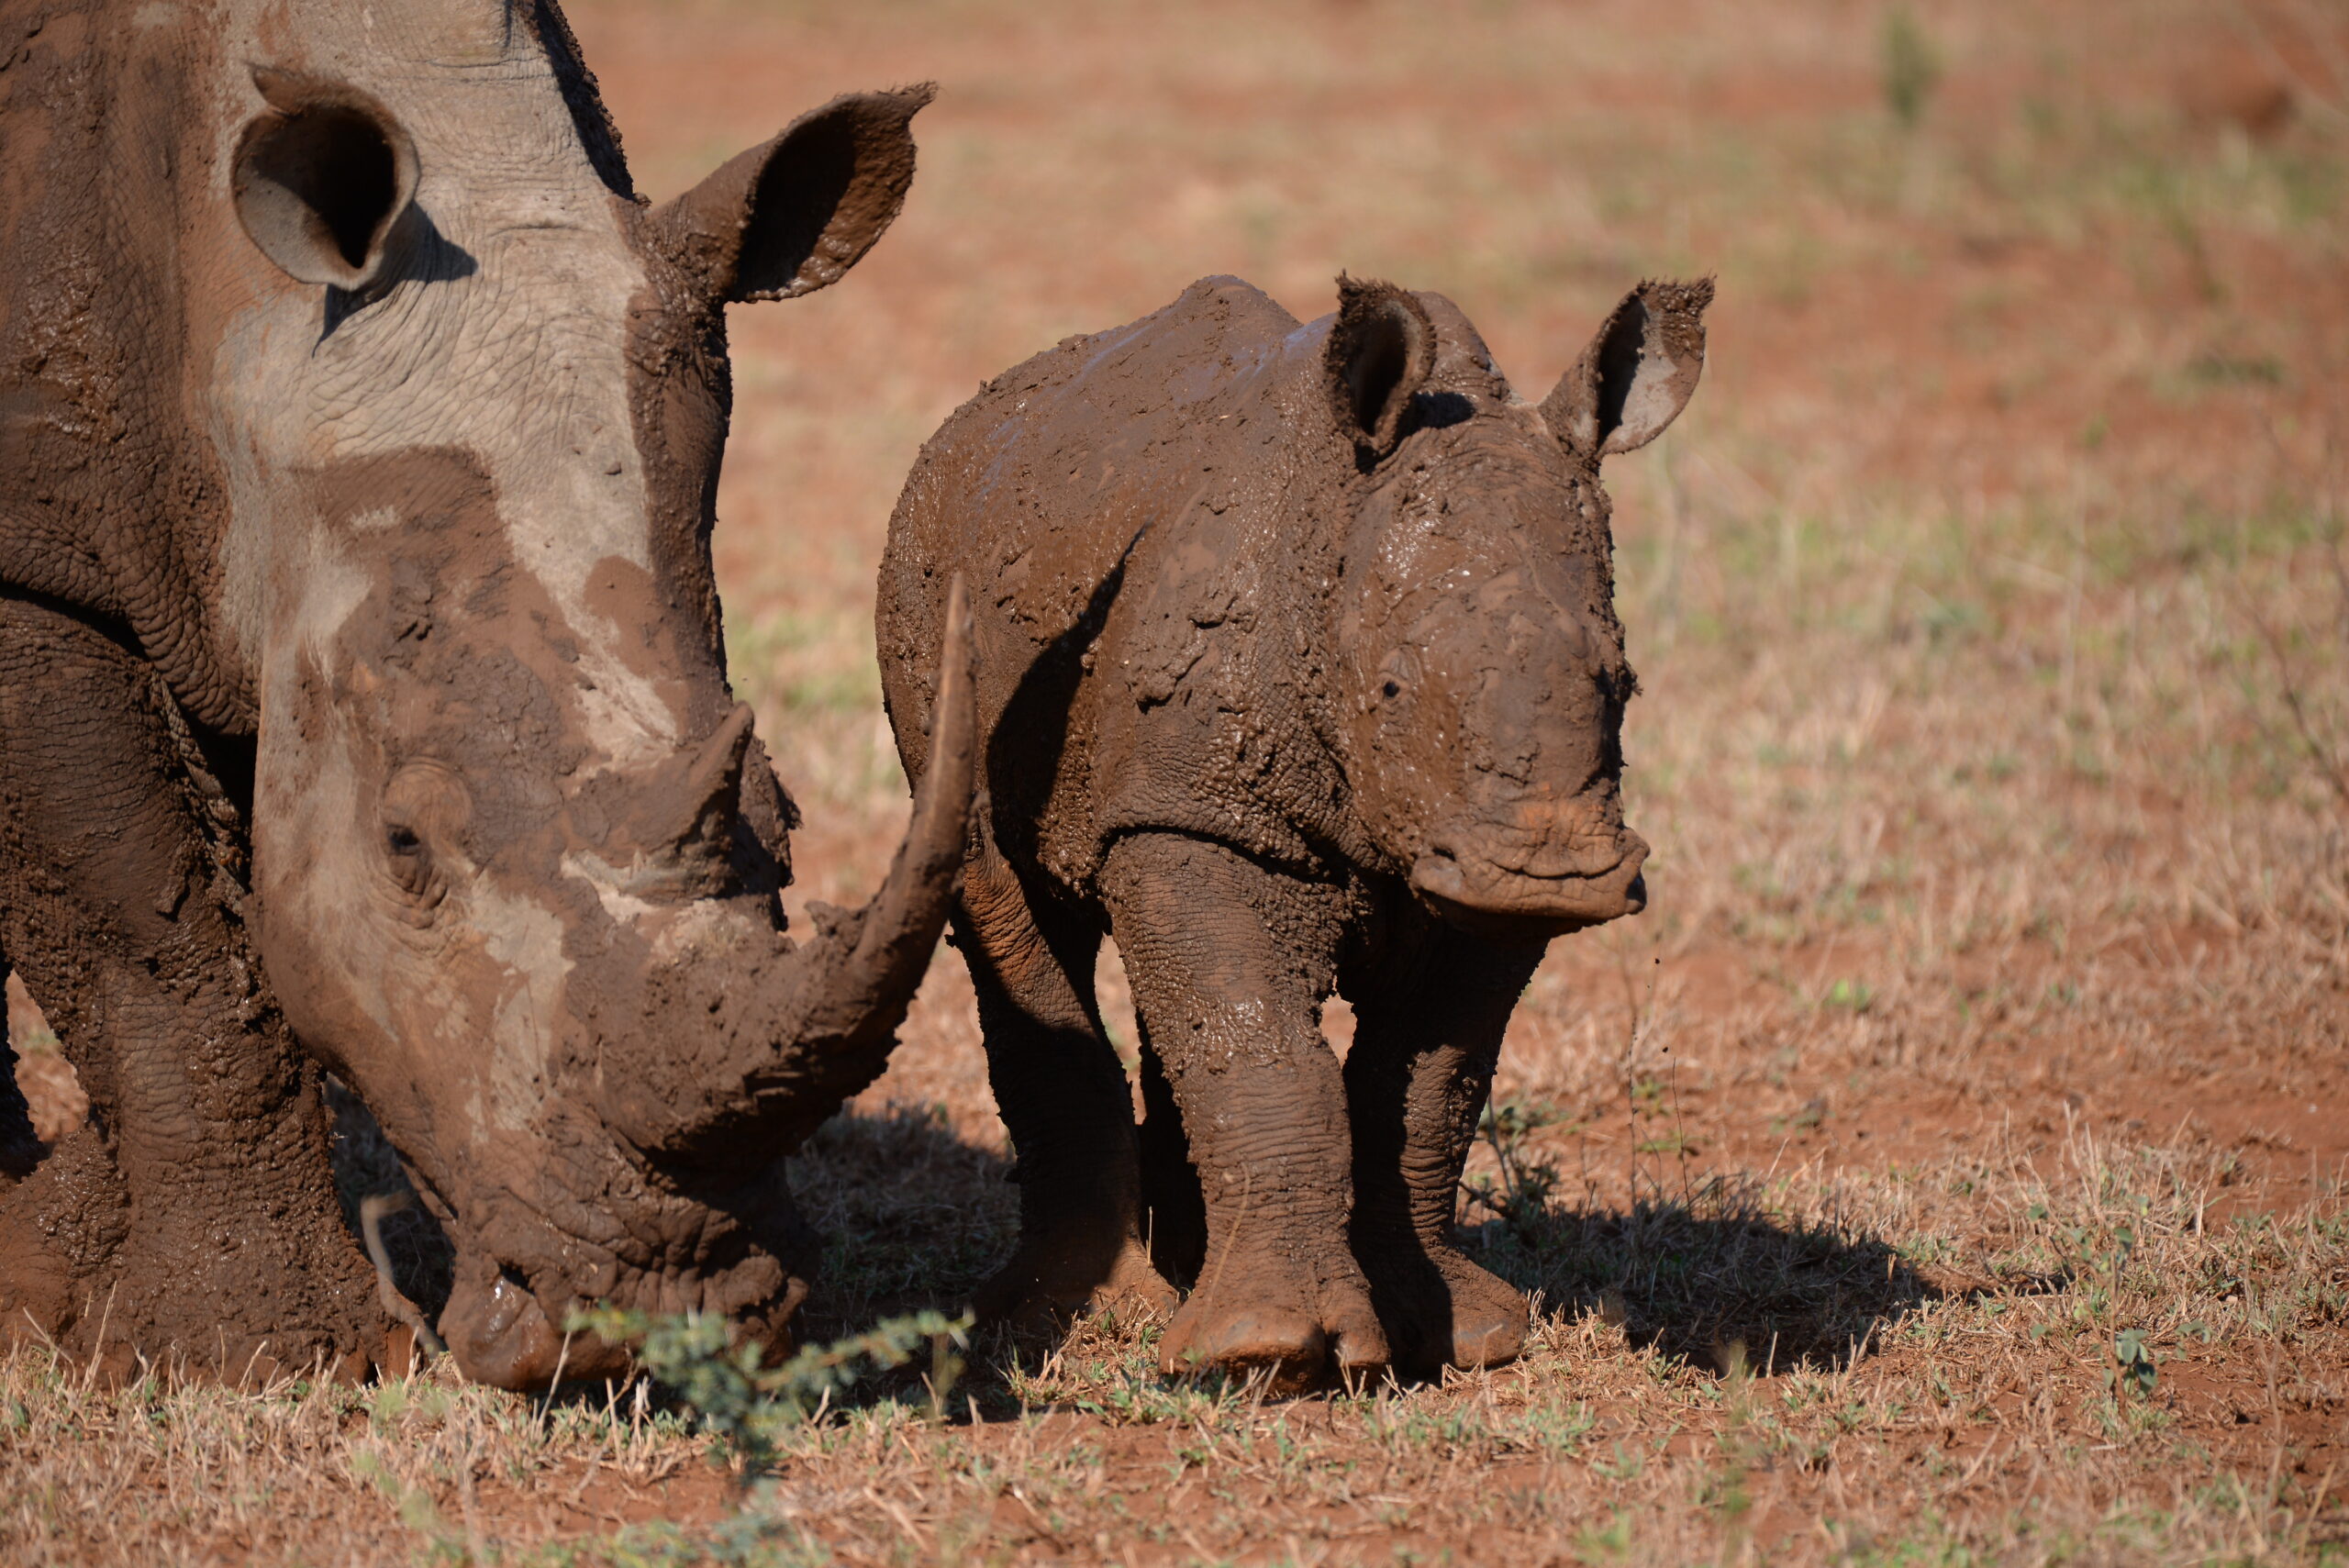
xmin=1100 ymin=832 xmax=1387 ymax=1389
xmin=0 ymin=595 xmax=381 ymax=1377
xmin=1341 ymin=916 xmax=1544 ymax=1375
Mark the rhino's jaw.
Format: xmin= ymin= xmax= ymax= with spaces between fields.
xmin=436 ymin=1243 xmax=799 ymax=1392
xmin=430 ymin=1140 xmax=812 ymax=1390
xmin=1408 ymin=827 xmax=1649 ymax=939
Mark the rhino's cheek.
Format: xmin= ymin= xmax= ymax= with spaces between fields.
xmin=251 ymin=749 xmax=409 ymax=1063
xmin=1342 ymin=680 xmax=1470 ymax=873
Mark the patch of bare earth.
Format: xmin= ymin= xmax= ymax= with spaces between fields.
xmin=5 ymin=0 xmax=2345 ymax=1562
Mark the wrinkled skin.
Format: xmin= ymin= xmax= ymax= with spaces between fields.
xmin=0 ymin=0 xmax=975 ymax=1387
xmin=879 ymin=273 xmax=1709 ymax=1386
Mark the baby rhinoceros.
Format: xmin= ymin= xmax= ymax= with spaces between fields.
xmin=878 ymin=272 xmax=1709 ymax=1386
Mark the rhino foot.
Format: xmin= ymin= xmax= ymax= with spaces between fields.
xmin=1158 ymin=1261 xmax=1388 ymax=1393
xmin=1358 ymin=1238 xmax=1530 ymax=1377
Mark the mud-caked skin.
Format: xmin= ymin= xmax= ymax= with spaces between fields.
xmin=0 ymin=0 xmax=978 ymax=1386
xmin=879 ymin=273 xmax=1709 ymax=1386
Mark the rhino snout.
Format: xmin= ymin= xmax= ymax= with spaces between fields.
xmin=1408 ymin=819 xmax=1650 ymax=938
xmin=440 ymin=1252 xmax=639 ymax=1391
xmin=442 ymin=1260 xmax=566 ymax=1389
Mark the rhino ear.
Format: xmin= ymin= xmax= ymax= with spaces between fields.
xmin=1325 ymin=275 xmax=1436 ymax=456
xmin=1542 ymin=277 xmax=1714 ymax=462
xmin=232 ymin=68 xmax=419 ymax=292
xmin=651 ymin=83 xmax=934 ymax=305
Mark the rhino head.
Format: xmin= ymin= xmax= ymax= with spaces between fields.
xmin=1325 ymin=276 xmax=1711 ymax=939
xmin=204 ymin=17 xmax=971 ymax=1387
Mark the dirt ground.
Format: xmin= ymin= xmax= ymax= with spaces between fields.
xmin=4 ymin=0 xmax=2345 ymax=1563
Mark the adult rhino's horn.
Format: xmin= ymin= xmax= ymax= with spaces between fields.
xmin=630 ymin=702 xmax=754 ymax=857
xmin=597 ymin=577 xmax=976 ymax=1163
xmin=747 ymin=572 xmax=976 ymax=1112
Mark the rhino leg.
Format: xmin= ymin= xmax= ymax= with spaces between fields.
xmin=1341 ymin=918 xmax=1542 ymax=1376
xmin=1101 ymin=833 xmax=1387 ymax=1390
xmin=0 ymin=595 xmax=380 ymax=1378
xmin=959 ymin=830 xmax=1170 ymax=1328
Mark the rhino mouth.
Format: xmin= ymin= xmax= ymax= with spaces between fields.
xmin=1408 ymin=833 xmax=1649 ymax=938
xmin=437 ymin=1242 xmax=804 ymax=1391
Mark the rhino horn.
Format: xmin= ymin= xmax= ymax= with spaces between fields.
xmin=598 ymin=575 xmax=976 ymax=1162
xmin=633 ymin=701 xmax=754 ymax=857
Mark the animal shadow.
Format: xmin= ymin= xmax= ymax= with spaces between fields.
xmin=785 ymin=1102 xmax=1019 ymax=1340
xmin=335 ymin=1088 xmax=1943 ymax=1385
xmin=980 ymin=536 xmax=1136 ymax=875
xmin=1472 ymin=1176 xmax=1949 ymax=1375
xmin=327 ymin=1078 xmax=456 ymax=1322
xmin=329 ymin=1090 xmax=1019 ymax=1347
xmin=792 ymin=1109 xmax=1954 ymax=1386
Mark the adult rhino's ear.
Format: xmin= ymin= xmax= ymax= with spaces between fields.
xmin=1325 ymin=274 xmax=1436 ymax=457
xmin=1542 ymin=277 xmax=1714 ymax=462
xmin=651 ymin=83 xmax=934 ymax=305
xmin=232 ymin=68 xmax=419 ymax=292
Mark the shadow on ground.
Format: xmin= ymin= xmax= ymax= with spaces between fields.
xmin=327 ymin=1092 xmax=1017 ymax=1342
xmin=789 ymin=1103 xmax=1018 ymax=1338
xmin=794 ymin=1108 xmax=1952 ymax=1385
xmin=1470 ymin=1183 xmax=1949 ymax=1374
xmin=330 ymin=1090 xmax=1947 ymax=1386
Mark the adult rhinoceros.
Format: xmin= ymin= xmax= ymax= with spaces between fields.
xmin=0 ymin=0 xmax=973 ymax=1388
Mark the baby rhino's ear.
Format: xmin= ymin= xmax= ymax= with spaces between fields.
xmin=1542 ymin=277 xmax=1713 ymax=461
xmin=1325 ymin=274 xmax=1436 ymax=457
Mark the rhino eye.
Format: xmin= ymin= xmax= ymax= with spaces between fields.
xmin=378 ymin=761 xmax=466 ymax=913
xmin=380 ymin=817 xmax=442 ymax=907
xmin=1381 ymin=679 xmax=1402 ymax=700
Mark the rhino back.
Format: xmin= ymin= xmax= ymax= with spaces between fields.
xmin=880 ymin=274 xmax=1355 ymax=893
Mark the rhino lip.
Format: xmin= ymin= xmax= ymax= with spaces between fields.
xmin=1408 ymin=841 xmax=1648 ymax=938
xmin=440 ymin=1263 xmax=568 ymax=1390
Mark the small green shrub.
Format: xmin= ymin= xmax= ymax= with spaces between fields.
xmin=570 ymin=1306 xmax=970 ymax=1473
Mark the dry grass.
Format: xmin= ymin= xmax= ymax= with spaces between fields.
xmin=6 ymin=0 xmax=2348 ymax=1561
xmin=6 ymin=1125 xmax=2343 ymax=1563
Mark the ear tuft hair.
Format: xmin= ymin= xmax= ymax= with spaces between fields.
xmin=1324 ymin=274 xmax=1437 ymax=456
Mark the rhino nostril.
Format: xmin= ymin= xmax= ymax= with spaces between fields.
xmin=1623 ymin=871 xmax=1647 ymax=912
